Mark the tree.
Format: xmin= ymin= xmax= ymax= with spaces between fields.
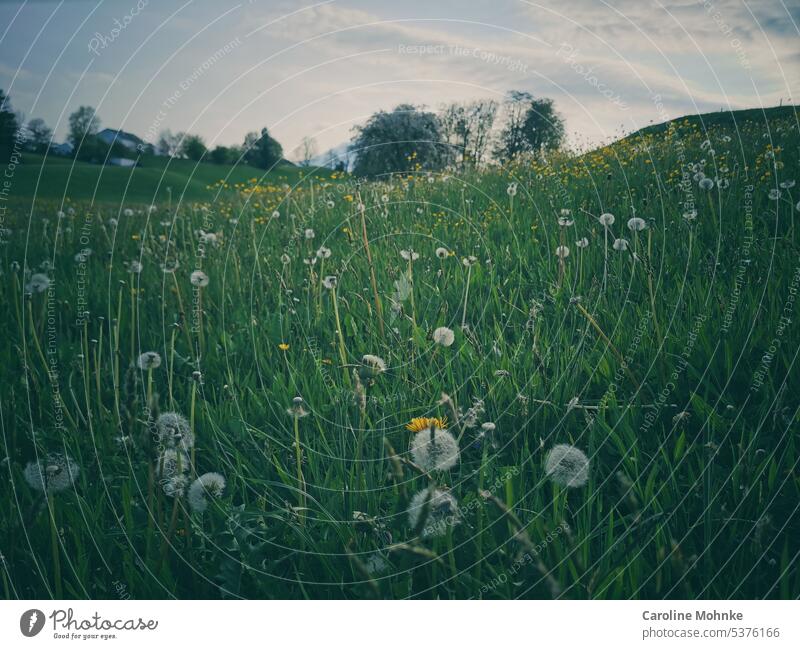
xmin=495 ymin=92 xmax=565 ymax=162
xmin=243 ymin=128 xmax=283 ymax=169
xmin=294 ymin=136 xmax=317 ymax=166
xmin=521 ymin=98 xmax=565 ymax=153
xmin=494 ymin=91 xmax=532 ymax=162
xmin=68 ymin=106 xmax=100 ymax=148
xmin=439 ymin=99 xmax=498 ymax=167
xmin=180 ymin=133 xmax=207 ymax=161
xmin=157 ymin=129 xmax=183 ymax=157
xmin=25 ymin=118 xmax=52 ymax=153
xmin=350 ymin=104 xmax=447 ymax=178
xmin=0 ymin=90 xmax=20 ymax=164
xmin=210 ymin=145 xmax=232 ymax=165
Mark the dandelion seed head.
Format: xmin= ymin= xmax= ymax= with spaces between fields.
xmin=304 ymin=228 xmax=315 ymax=240
xmin=26 ymin=273 xmax=51 ymax=293
xmin=187 ymin=472 xmax=226 ymax=513
xmin=410 ymin=427 xmax=460 ymax=471
xmin=433 ymin=326 xmax=455 ymax=347
xmin=407 ymin=488 xmax=459 ymax=537
xmin=137 ymin=351 xmax=162 ymax=370
xmin=576 ymin=237 xmax=589 ymax=248
xmin=613 ymin=238 xmax=629 ymax=251
xmin=322 ymin=275 xmax=337 ymax=290
xmin=627 ymin=217 xmax=647 ymax=232
xmin=544 ymin=444 xmax=590 ymax=488
xmin=156 ymin=411 xmax=194 ymax=451
xmin=435 ymin=247 xmax=449 ymax=259
xmin=699 ymin=178 xmax=714 ymax=190
xmin=316 ymin=246 xmax=331 ymax=259
xmin=23 ymin=453 xmax=79 ymax=493
xmin=190 ymin=270 xmax=209 ymax=287
xmin=599 ymin=212 xmax=615 ymax=226
xmin=555 ymin=245 xmax=570 ymax=259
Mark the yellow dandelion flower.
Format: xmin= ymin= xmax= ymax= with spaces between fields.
xmin=406 ymin=416 xmax=448 ymax=433
xmin=278 ymin=343 xmax=290 ymax=351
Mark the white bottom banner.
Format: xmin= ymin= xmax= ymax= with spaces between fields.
xmin=1 ymin=600 xmax=798 ymax=648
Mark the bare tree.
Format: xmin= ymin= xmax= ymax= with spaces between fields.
xmin=440 ymin=99 xmax=498 ymax=167
xmin=294 ymin=136 xmax=318 ymax=166
xmin=157 ymin=129 xmax=183 ymax=157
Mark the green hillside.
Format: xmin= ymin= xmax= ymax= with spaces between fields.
xmin=630 ymin=104 xmax=798 ymax=138
xmin=7 ymin=152 xmax=335 ymax=206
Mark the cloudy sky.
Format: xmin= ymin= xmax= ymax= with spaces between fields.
xmin=0 ymin=0 xmax=797 ymax=157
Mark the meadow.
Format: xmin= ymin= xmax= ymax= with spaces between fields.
xmin=1 ymin=108 xmax=799 ymax=599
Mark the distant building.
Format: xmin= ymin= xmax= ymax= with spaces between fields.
xmin=97 ymin=128 xmax=144 ymax=151
xmin=52 ymin=142 xmax=74 ymax=156
xmin=107 ymin=157 xmax=137 ymax=167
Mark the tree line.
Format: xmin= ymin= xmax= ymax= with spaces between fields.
xmin=0 ymin=89 xmax=285 ymax=170
xmin=1 ymin=87 xmax=564 ymax=175
xmin=349 ymin=91 xmax=565 ymax=177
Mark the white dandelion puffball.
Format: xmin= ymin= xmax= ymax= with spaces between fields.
xmin=271 ymin=210 xmax=281 ymax=219
xmin=157 ymin=449 xmax=190 ymax=497
xmin=123 ymin=208 xmax=134 ymax=217
xmin=462 ymin=255 xmax=477 ymax=267
xmin=407 ymin=488 xmax=460 ymax=537
xmin=576 ymin=237 xmax=589 ymax=248
xmin=768 ymin=188 xmax=782 ymax=201
xmin=613 ymin=238 xmax=629 ymax=251
xmin=555 ymin=245 xmax=570 ymax=259
xmin=400 ymin=249 xmax=420 ymax=261
xmin=326 ymin=200 xmax=335 ymax=209
xmin=433 ymin=326 xmax=455 ymax=347
xmin=26 ymin=273 xmax=51 ymax=293
xmin=188 ymin=472 xmax=226 ymax=513
xmin=699 ymin=177 xmax=714 ymax=190
xmin=435 ymin=247 xmax=448 ymax=259
xmin=24 ymin=453 xmax=79 ymax=493
xmin=410 ymin=426 xmax=460 ymax=471
xmin=190 ymin=270 xmax=209 ymax=287
xmin=304 ymin=228 xmax=315 ymax=240
xmin=544 ymin=444 xmax=590 ymax=487
xmin=627 ymin=217 xmax=647 ymax=232
xmin=156 ymin=411 xmax=194 ymax=450
xmin=599 ymin=212 xmax=615 ymax=226
xmin=558 ymin=217 xmax=574 ymax=227
xmin=506 ymin=183 xmax=517 ymax=196
xmin=137 ymin=351 xmax=162 ymax=370
xmin=361 ymin=354 xmax=387 ymax=374
xmin=128 ymin=260 xmax=144 ymax=274
xmin=316 ymin=246 xmax=331 ymax=259
xmin=779 ymin=180 xmax=795 ymax=189
xmin=322 ymin=275 xmax=337 ymax=290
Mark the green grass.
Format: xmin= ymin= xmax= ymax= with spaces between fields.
xmin=0 ymin=108 xmax=798 ymax=599
xmin=8 ymin=152 xmax=331 ymax=205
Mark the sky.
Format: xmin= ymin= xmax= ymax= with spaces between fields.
xmin=0 ymin=0 xmax=797 ymax=159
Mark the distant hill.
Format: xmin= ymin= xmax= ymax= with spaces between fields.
xmin=628 ymin=104 xmax=798 ymax=139
xmin=8 ymin=153 xmax=335 ymax=206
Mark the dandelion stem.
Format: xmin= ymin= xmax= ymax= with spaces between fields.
xmin=356 ymin=192 xmax=384 ymax=337
xmin=48 ymin=499 xmax=62 ymax=599
xmin=293 ymin=413 xmax=306 ymax=523
xmin=330 ymin=285 xmax=351 ymax=388
xmin=461 ymin=265 xmax=472 ymax=328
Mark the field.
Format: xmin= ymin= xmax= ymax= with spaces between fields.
xmin=1 ymin=108 xmax=799 ymax=599
xmin=7 ymin=152 xmax=317 ymax=204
